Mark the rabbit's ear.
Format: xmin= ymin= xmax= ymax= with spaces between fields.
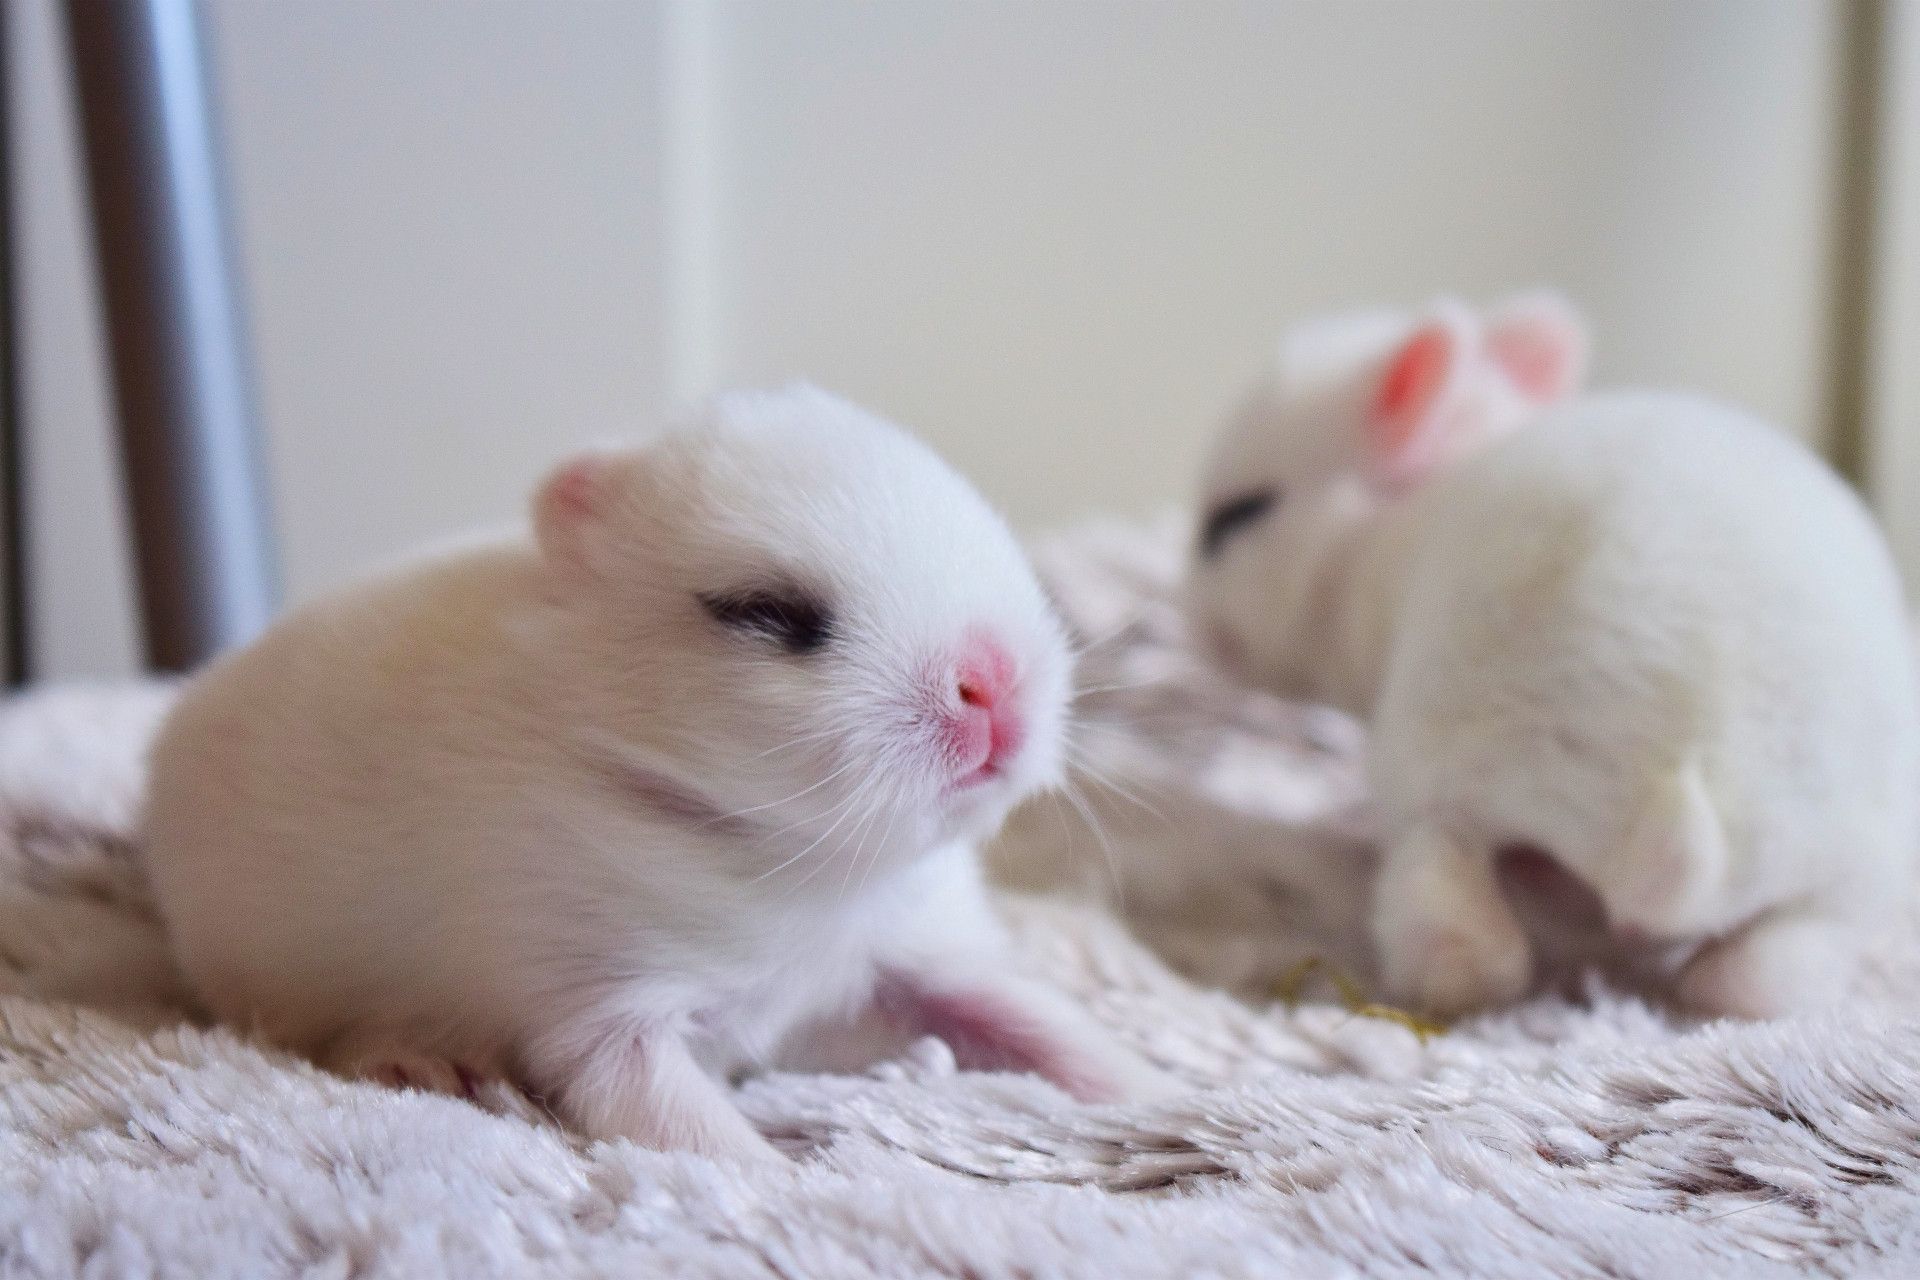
xmin=1365 ymin=299 xmax=1478 ymax=485
xmin=533 ymin=447 xmax=642 ymax=580
xmin=1483 ymin=290 xmax=1589 ymax=405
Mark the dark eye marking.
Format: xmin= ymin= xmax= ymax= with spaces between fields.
xmin=1198 ymin=488 xmax=1280 ymax=559
xmin=699 ymin=586 xmax=834 ymax=655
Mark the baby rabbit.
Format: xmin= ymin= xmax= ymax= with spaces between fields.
xmin=144 ymin=385 xmax=1168 ymax=1163
xmin=1189 ymin=294 xmax=1918 ymax=1019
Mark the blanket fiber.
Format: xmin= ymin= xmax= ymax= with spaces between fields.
xmin=6 ymin=521 xmax=1920 ymax=1279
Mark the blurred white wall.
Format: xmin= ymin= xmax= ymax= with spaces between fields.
xmin=10 ymin=0 xmax=1860 ymax=678
xmin=715 ymin=0 xmax=1844 ymax=523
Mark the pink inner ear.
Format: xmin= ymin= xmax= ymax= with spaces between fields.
xmin=1371 ymin=324 xmax=1457 ymax=465
xmin=534 ymin=453 xmax=619 ymax=570
xmin=1484 ymin=297 xmax=1587 ymax=404
xmin=543 ymin=458 xmax=604 ymax=524
xmin=1486 ymin=327 xmax=1574 ymax=402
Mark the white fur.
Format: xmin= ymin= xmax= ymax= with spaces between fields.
xmin=1189 ymin=298 xmax=1920 ymax=1018
xmin=142 ymin=384 xmax=1167 ymax=1162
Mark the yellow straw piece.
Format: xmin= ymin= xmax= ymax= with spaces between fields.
xmin=1268 ymin=955 xmax=1327 ymax=1005
xmin=1267 ymin=954 xmax=1449 ymax=1043
xmin=1349 ymin=1003 xmax=1449 ymax=1044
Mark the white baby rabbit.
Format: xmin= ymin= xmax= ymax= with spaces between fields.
xmin=144 ymin=384 xmax=1169 ymax=1164
xmin=1189 ymin=294 xmax=1918 ymax=1018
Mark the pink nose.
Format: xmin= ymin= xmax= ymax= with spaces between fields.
xmin=957 ymin=669 xmax=1003 ymax=713
xmin=949 ymin=636 xmax=1025 ymax=783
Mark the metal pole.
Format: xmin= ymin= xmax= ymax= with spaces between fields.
xmin=1826 ymin=0 xmax=1891 ymax=487
xmin=63 ymin=0 xmax=277 ymax=672
xmin=1 ymin=1 xmax=26 ymax=686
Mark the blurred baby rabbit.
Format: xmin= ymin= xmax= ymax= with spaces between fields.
xmin=1188 ymin=294 xmax=1918 ymax=1019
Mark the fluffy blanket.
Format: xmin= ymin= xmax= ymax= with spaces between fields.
xmin=6 ymin=521 xmax=1920 ymax=1279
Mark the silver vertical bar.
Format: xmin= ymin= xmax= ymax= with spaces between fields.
xmin=63 ymin=0 xmax=277 ymax=672
xmin=1825 ymin=0 xmax=1890 ymax=487
xmin=1 ymin=0 xmax=26 ymax=684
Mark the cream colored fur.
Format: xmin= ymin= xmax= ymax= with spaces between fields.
xmin=139 ymin=386 xmax=1161 ymax=1163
